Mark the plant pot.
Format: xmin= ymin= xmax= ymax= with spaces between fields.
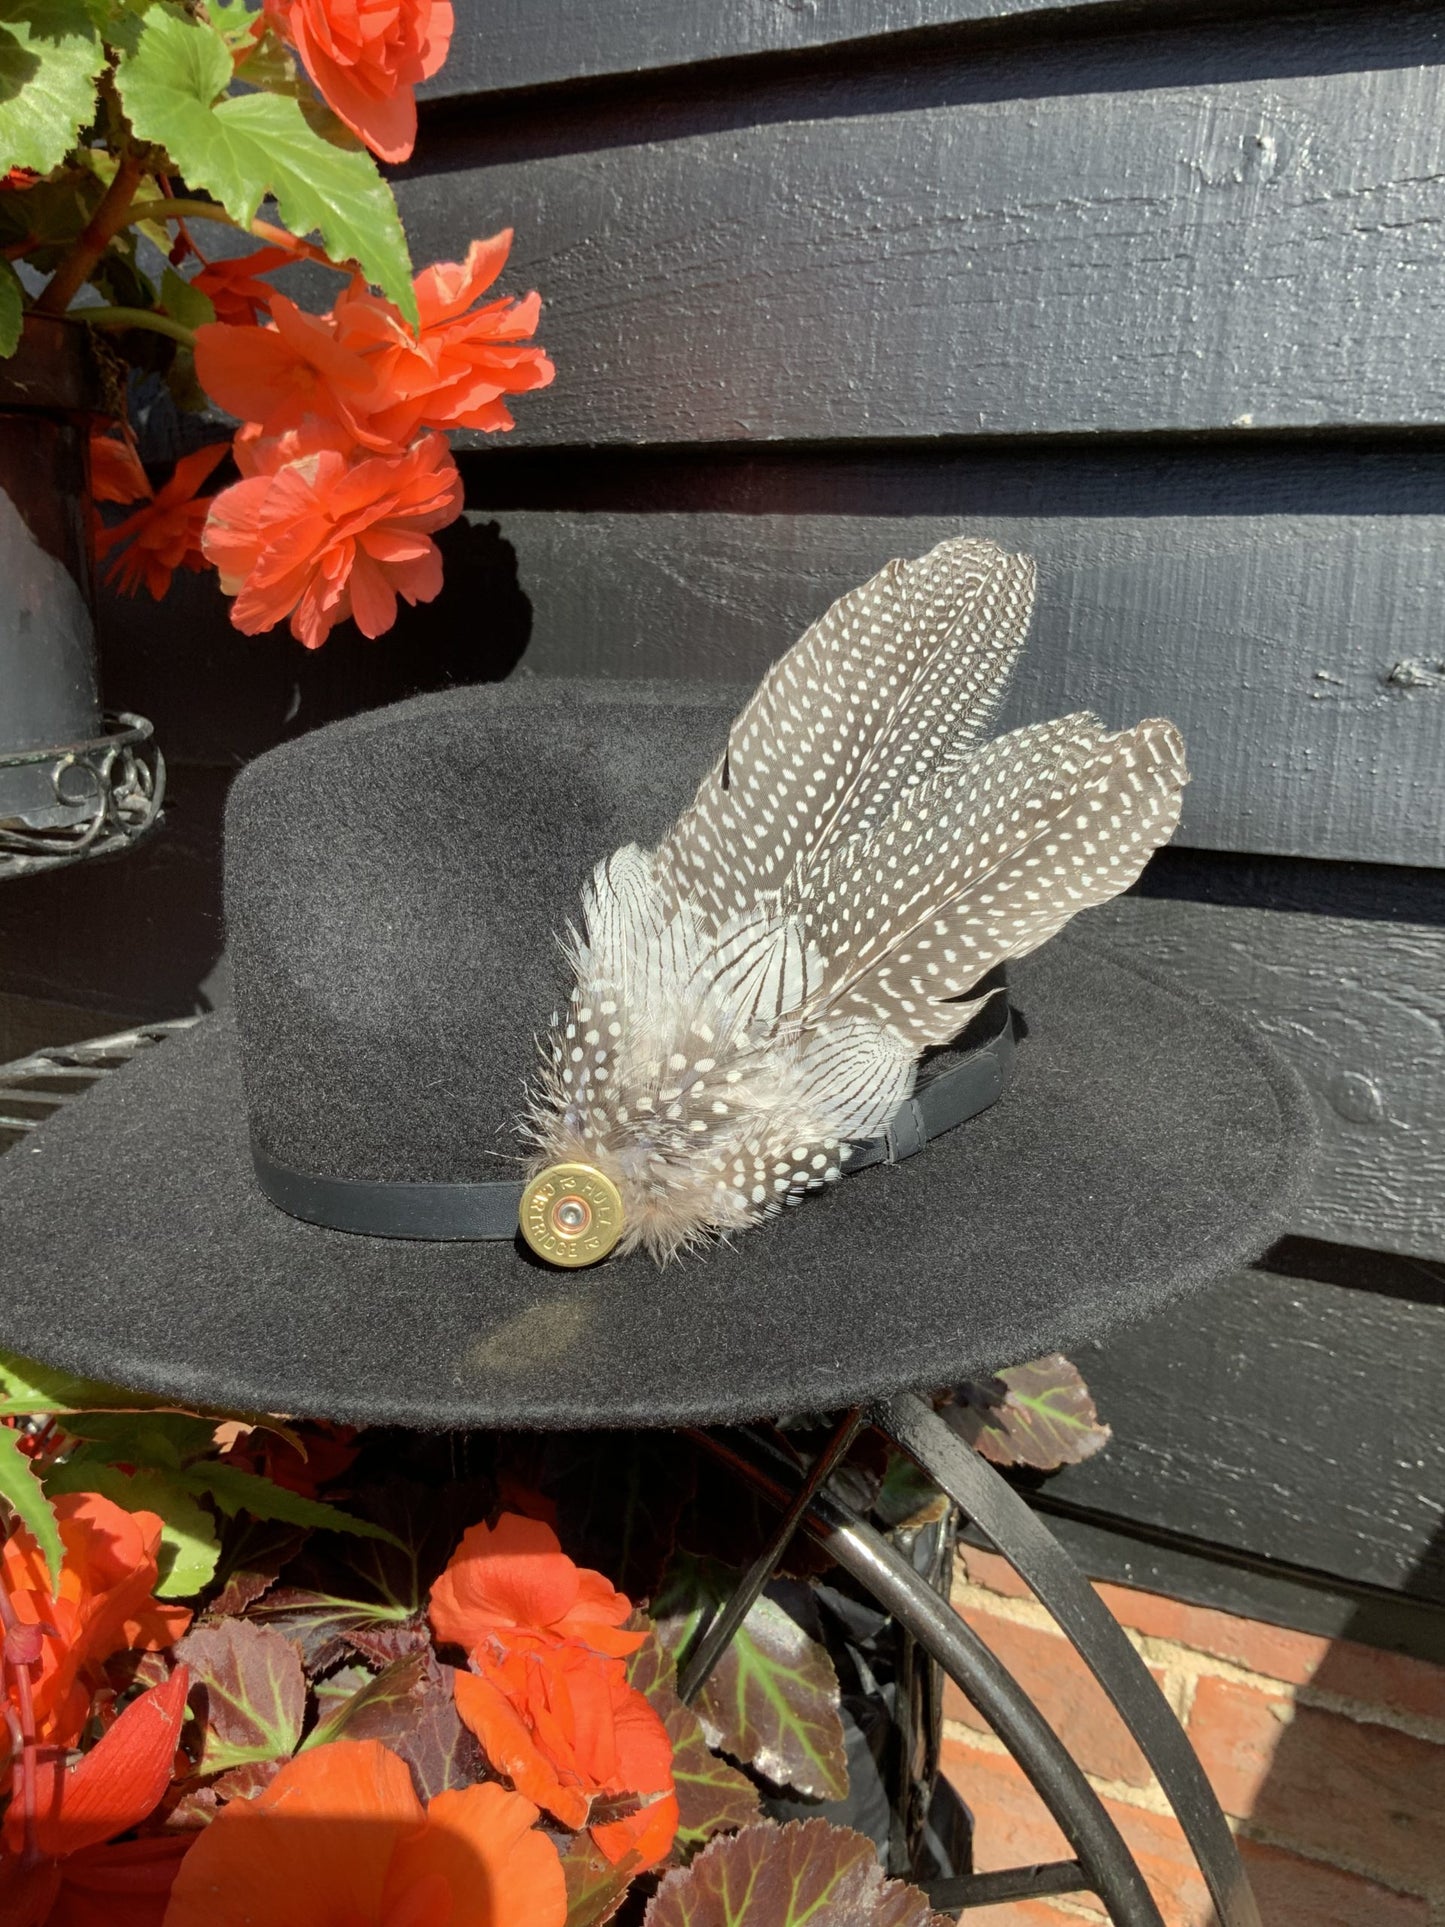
xmin=0 ymin=315 xmax=162 ymax=873
xmin=0 ymin=315 xmax=105 ymax=829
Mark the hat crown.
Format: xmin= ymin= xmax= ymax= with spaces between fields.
xmin=225 ymin=681 xmax=736 ymax=1185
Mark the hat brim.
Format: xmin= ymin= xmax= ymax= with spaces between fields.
xmin=0 ymin=936 xmax=1313 ymax=1429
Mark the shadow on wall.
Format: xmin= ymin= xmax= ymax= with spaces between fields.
xmin=97 ymin=517 xmax=534 ymax=767
xmin=0 ymin=523 xmax=533 ymax=1027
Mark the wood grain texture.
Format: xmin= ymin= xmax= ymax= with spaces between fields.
xmin=464 ymin=507 xmax=1445 ymax=869
xmin=426 ymin=0 xmax=1019 ymax=99
xmin=423 ymin=0 xmax=1299 ymax=101
xmin=399 ymin=57 xmax=1445 ymax=443
xmin=1051 ymin=1267 xmax=1445 ymax=1604
xmin=1089 ymin=895 xmax=1445 ymax=1261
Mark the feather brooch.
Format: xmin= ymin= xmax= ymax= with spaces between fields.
xmin=525 ymin=538 xmax=1187 ymax=1264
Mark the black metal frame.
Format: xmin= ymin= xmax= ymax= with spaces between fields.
xmin=686 ymin=1399 xmax=1261 ymax=1927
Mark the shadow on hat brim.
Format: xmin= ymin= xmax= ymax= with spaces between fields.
xmin=0 ymin=937 xmax=1315 ymax=1430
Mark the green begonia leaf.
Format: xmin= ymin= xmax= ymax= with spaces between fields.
xmin=116 ymin=4 xmax=415 ymax=321
xmin=179 ymin=1460 xmax=404 ymax=1549
xmin=44 ymin=1459 xmax=221 ymax=1597
xmin=0 ymin=1349 xmax=308 ymax=1464
xmin=0 ymin=1347 xmax=225 ymax=1421
xmin=0 ymin=254 xmax=21 ymax=353
xmin=0 ymin=1424 xmax=63 ymax=1584
xmin=62 ymin=1410 xmax=218 ymax=1467
xmin=0 ymin=0 xmax=104 ymax=175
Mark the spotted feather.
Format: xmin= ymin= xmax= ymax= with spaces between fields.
xmin=528 ymin=538 xmax=1188 ymax=1261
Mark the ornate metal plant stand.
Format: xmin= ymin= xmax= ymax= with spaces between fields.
xmin=0 ymin=714 xmax=165 ymax=881
xmin=0 ymin=1025 xmax=1258 ymax=1926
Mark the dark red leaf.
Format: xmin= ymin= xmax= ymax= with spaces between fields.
xmin=559 ymin=1831 xmax=645 ymax=1927
xmin=206 ymin=1520 xmax=310 ymax=1619
xmin=944 ymin=1355 xmax=1111 ymax=1470
xmin=245 ymin=1477 xmax=490 ymax=1672
xmin=306 ymin=1649 xmax=487 ymax=1802
xmin=652 ymin=1557 xmax=847 ymax=1803
xmin=627 ymin=1630 xmax=760 ymax=1855
xmin=210 ymin=1759 xmax=282 ymax=1801
xmin=175 ymin=1619 xmax=306 ymax=1773
xmin=644 ymin=1820 xmax=950 ymax=1926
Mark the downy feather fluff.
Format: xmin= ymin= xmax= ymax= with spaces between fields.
xmin=527 ymin=538 xmax=1188 ymax=1261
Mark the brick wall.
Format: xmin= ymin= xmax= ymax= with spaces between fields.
xmin=942 ymin=1549 xmax=1445 ymax=1925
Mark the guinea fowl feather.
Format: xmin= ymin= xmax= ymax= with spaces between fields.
xmin=528 ymin=537 xmax=1189 ymax=1261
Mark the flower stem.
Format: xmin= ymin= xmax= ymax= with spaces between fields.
xmin=35 ymin=154 xmax=145 ymax=317
xmin=80 ymin=307 xmax=198 ymax=348
xmin=126 ymin=198 xmax=346 ymax=270
xmin=125 ymin=195 xmax=238 ymax=229
xmin=0 ymin=1560 xmax=41 ymax=1870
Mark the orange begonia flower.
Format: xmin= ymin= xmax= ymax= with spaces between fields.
xmin=452 ymin=1647 xmax=678 ymax=1870
xmin=330 ymin=234 xmax=555 ymax=447
xmin=0 ymin=1668 xmax=192 ymax=1927
xmin=200 ymin=429 xmax=463 ymax=649
xmin=429 ymin=1513 xmax=644 ymax=1663
xmin=162 ymin=1737 xmax=566 ymax=1927
xmin=193 ymin=246 xmax=298 ymax=327
xmin=96 ymin=445 xmax=231 ymax=601
xmin=89 ymin=429 xmax=152 ymax=507
xmin=2 ymin=1494 xmax=191 ymax=1751
xmin=265 ymin=0 xmax=453 ymax=164
xmin=194 ymin=233 xmax=552 ymax=455
xmin=195 ymin=294 xmax=381 ymax=447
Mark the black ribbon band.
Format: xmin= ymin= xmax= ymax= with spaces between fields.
xmin=251 ymin=994 xmax=1015 ymax=1243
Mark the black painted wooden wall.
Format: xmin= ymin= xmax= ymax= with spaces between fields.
xmin=3 ymin=0 xmax=1443 ymax=1654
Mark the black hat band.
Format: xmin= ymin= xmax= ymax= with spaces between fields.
xmin=250 ymin=991 xmax=1015 ymax=1246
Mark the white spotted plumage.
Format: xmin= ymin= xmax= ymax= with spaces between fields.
xmin=527 ymin=538 xmax=1188 ymax=1261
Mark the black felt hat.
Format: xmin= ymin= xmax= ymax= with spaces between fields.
xmin=0 ymin=674 xmax=1314 ymax=1430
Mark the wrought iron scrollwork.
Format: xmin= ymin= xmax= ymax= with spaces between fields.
xmin=0 ymin=712 xmax=164 ymax=879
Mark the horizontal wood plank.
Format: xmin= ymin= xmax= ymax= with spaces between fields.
xmin=424 ymin=0 xmax=1289 ymax=101
xmin=1048 ymin=1268 xmax=1445 ymax=1604
xmin=427 ymin=0 xmax=1025 ymax=99
xmin=1087 ymin=895 xmax=1445 ymax=1260
xmin=399 ymin=58 xmax=1445 ymax=443
xmin=462 ymin=507 xmax=1445 ymax=869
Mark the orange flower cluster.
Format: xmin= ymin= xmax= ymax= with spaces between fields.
xmin=430 ymin=1513 xmax=679 ymax=1872
xmin=194 ymin=231 xmax=552 ymax=649
xmin=164 ymin=1739 xmax=565 ymax=1927
xmin=2 ymin=1493 xmax=190 ymax=1753
xmin=0 ymin=1494 xmax=672 ymax=1923
xmin=265 ymin=0 xmax=453 ymax=164
xmin=91 ymin=433 xmax=229 ymax=603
